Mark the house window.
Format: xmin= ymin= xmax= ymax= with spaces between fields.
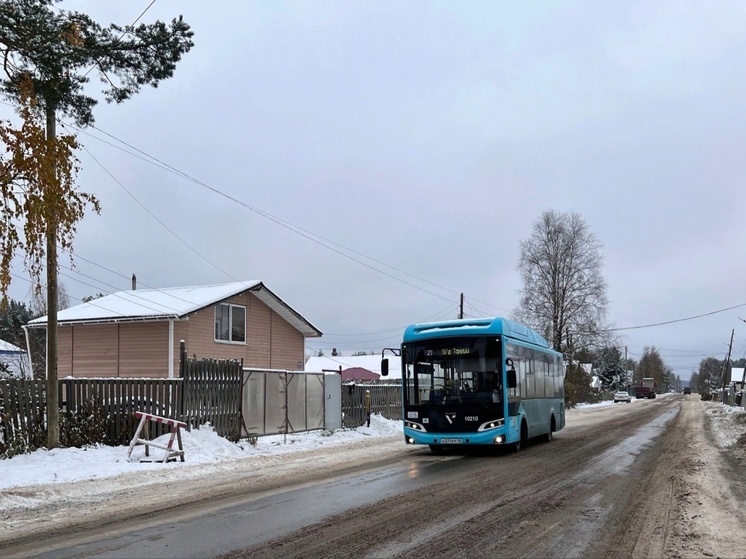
xmin=214 ymin=303 xmax=246 ymax=343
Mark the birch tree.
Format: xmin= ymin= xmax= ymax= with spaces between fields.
xmin=515 ymin=210 xmax=609 ymax=354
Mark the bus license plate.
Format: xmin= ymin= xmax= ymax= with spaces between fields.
xmin=441 ymin=438 xmax=462 ymax=444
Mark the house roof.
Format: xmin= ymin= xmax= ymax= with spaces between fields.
xmin=28 ymin=280 xmax=322 ymax=338
xmin=0 ymin=339 xmax=25 ymax=353
xmin=340 ymin=367 xmax=381 ymax=382
xmin=305 ymin=354 xmax=402 ymax=380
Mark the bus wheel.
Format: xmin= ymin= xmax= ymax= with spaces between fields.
xmin=429 ymin=444 xmax=445 ymax=454
xmin=544 ymin=417 xmax=555 ymax=443
xmin=513 ymin=421 xmax=528 ymax=452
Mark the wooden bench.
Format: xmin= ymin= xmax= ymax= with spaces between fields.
xmin=127 ymin=411 xmax=187 ymax=463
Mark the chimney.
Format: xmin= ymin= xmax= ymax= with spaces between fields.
xmin=332 ymin=348 xmax=338 ymax=356
xmin=131 ymin=274 xmax=137 ymax=290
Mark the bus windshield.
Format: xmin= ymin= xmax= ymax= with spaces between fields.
xmin=403 ymin=337 xmax=502 ymax=406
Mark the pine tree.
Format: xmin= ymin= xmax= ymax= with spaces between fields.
xmin=0 ymin=1 xmax=193 ymax=447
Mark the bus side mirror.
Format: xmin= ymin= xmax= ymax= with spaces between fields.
xmin=506 ymin=358 xmax=517 ymax=388
xmin=381 ymin=358 xmax=389 ymax=377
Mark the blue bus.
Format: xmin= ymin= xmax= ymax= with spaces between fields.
xmin=381 ymin=317 xmax=565 ymax=453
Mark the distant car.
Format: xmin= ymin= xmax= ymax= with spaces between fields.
xmin=683 ymin=387 xmax=692 ymax=395
xmin=614 ymin=391 xmax=631 ymax=403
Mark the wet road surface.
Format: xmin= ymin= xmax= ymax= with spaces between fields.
xmin=2 ymin=395 xmax=692 ymax=558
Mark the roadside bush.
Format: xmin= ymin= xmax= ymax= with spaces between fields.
xmin=61 ymin=403 xmax=110 ymax=448
xmin=0 ymin=412 xmax=46 ymax=459
xmin=700 ymin=392 xmax=713 ymax=401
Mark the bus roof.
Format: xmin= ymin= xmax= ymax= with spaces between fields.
xmin=402 ymin=317 xmax=554 ymax=350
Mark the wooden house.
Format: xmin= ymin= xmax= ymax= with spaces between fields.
xmin=26 ymin=280 xmax=322 ymax=378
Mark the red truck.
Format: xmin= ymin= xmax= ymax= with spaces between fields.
xmin=634 ymin=378 xmax=658 ymax=399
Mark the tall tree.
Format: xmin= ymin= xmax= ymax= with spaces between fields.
xmin=515 ymin=210 xmax=609 ymax=354
xmin=593 ymin=345 xmax=625 ymax=390
xmin=0 ymin=1 xmax=193 ymax=448
xmin=0 ymin=297 xmax=32 ymax=347
xmin=697 ymin=357 xmax=722 ymax=395
xmin=636 ymin=346 xmax=668 ymax=392
xmin=28 ymin=279 xmax=71 ymax=316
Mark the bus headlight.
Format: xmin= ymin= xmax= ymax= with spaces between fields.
xmin=493 ymin=435 xmax=504 ymax=444
xmin=405 ymin=420 xmax=426 ymax=432
xmin=478 ymin=418 xmax=504 ymax=432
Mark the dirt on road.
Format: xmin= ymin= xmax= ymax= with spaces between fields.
xmin=220 ymin=396 xmax=746 ymax=559
xmin=2 ymin=396 xmax=745 ymax=559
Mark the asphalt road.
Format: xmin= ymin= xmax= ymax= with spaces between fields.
xmin=2 ymin=395 xmax=692 ymax=558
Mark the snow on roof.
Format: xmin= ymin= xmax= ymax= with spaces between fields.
xmin=0 ymin=338 xmax=31 ymax=378
xmin=0 ymin=339 xmax=25 ymax=353
xmin=305 ymin=354 xmax=402 ymax=380
xmin=28 ymin=280 xmax=322 ymax=338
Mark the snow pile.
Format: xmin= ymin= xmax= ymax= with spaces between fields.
xmin=0 ymin=414 xmax=403 ymax=491
xmin=704 ymin=402 xmax=746 ymax=448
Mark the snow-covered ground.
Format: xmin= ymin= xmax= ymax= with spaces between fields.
xmin=0 ymin=414 xmax=404 ymax=491
xmin=0 ymin=397 xmax=744 ymax=506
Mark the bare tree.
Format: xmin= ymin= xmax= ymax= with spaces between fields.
xmin=514 ymin=210 xmax=609 ymax=353
xmin=636 ymin=346 xmax=667 ymax=389
xmin=28 ymin=280 xmax=71 ymax=315
xmin=697 ymin=356 xmax=722 ymax=396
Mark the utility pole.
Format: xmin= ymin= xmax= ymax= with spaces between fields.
xmin=45 ymin=104 xmax=59 ymax=449
xmin=459 ymin=293 xmax=464 ymax=319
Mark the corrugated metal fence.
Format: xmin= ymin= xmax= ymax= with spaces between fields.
xmin=241 ymin=369 xmax=326 ymax=437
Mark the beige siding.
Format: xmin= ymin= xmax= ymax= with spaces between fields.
xmin=248 ymin=294 xmax=272 ymax=367
xmin=180 ymin=292 xmax=304 ymax=369
xmin=61 ymin=324 xmax=119 ymax=377
xmin=172 ymin=320 xmax=189 ymax=374
xmin=58 ymin=327 xmax=73 ymax=377
xmin=185 ymin=292 xmax=252 ymax=363
xmin=270 ymin=313 xmax=305 ymax=370
xmin=118 ymin=322 xmax=169 ymax=378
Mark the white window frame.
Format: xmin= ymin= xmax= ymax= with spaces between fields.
xmin=214 ymin=303 xmax=246 ymax=344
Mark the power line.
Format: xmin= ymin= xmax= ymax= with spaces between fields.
xmin=77 ymin=140 xmax=238 ymax=281
xmin=62 ymin=121 xmax=459 ymax=304
xmin=607 ymin=303 xmax=746 ymax=332
xmin=82 ymin=0 xmax=159 ymax=79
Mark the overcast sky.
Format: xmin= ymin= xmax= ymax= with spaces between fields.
xmin=4 ymin=1 xmax=746 ymax=379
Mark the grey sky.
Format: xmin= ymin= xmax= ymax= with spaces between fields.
xmin=5 ymin=1 xmax=746 ymax=378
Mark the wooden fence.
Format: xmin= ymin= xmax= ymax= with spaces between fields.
xmin=181 ymin=356 xmax=243 ymax=442
xmin=341 ymin=383 xmax=402 ymax=428
xmin=0 ymin=356 xmax=244 ymax=455
xmin=0 ymin=378 xmax=47 ymax=452
xmin=61 ymin=377 xmax=181 ymax=444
